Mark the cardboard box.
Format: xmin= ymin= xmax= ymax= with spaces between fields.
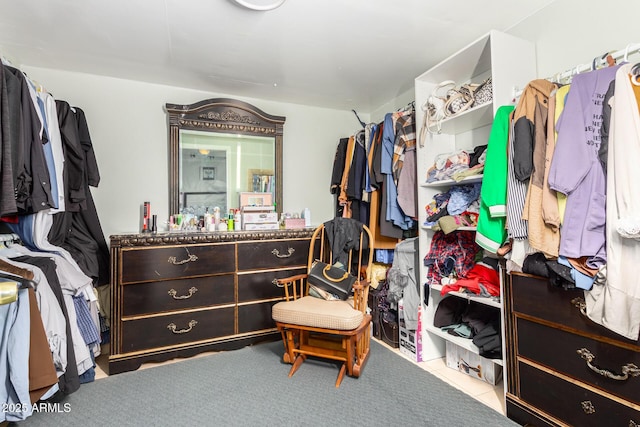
xmin=398 ymin=299 xmax=423 ymax=362
xmin=445 ymin=341 xmax=503 ymax=385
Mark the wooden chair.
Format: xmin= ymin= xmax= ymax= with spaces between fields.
xmin=271 ymin=218 xmax=373 ymax=387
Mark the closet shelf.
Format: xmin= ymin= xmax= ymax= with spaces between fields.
xmin=430 ymin=283 xmax=502 ymax=309
xmin=421 ymin=174 xmax=483 ymax=188
xmin=437 ymin=102 xmax=493 ymax=135
xmin=424 ymin=323 xmax=504 ymax=366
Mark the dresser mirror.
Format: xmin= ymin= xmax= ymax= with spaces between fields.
xmin=166 ymin=98 xmax=285 ymax=219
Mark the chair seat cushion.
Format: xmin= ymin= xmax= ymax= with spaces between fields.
xmin=272 ymin=296 xmax=364 ymax=330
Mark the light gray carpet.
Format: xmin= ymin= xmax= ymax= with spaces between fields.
xmin=16 ymin=340 xmax=519 ymax=427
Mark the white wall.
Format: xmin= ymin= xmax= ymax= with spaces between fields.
xmin=21 ymin=66 xmax=362 ymax=240
xmin=507 ymin=0 xmax=640 ymax=79
xmin=369 ymin=87 xmax=415 ymax=124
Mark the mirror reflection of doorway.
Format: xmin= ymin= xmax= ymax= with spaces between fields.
xmin=180 ymin=147 xmax=228 ymax=214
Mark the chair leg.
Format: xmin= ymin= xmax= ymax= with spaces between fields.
xmin=282 ymin=329 xmax=298 ymax=364
xmin=288 ymin=354 xmax=306 ymax=378
xmin=335 ymin=363 xmax=347 ymax=388
xmin=345 ymin=337 xmax=355 ymax=377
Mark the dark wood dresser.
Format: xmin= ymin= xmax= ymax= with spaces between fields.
xmin=108 ymin=229 xmax=316 ymax=375
xmin=504 ymin=272 xmax=640 ymax=426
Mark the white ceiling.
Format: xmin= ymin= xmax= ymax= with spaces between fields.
xmin=0 ymin=0 xmax=556 ymax=112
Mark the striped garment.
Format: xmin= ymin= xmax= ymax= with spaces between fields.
xmin=506 ymin=113 xmax=529 ymax=240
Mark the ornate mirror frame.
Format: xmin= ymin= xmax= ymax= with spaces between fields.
xmin=165 ymin=98 xmax=285 ymax=219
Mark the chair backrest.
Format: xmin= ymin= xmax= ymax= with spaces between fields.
xmin=307 ymin=218 xmax=373 ymax=284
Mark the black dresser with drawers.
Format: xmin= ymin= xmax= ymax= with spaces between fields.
xmin=108 ymin=229 xmax=316 ymax=375
xmin=504 ymin=272 xmax=640 ymax=426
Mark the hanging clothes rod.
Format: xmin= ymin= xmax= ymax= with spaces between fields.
xmin=352 ymin=109 xmax=366 ymax=129
xmin=396 ymin=100 xmax=415 ymax=112
xmin=512 ymin=42 xmax=640 ymax=100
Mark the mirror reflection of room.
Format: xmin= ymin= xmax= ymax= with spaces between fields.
xmin=179 ymin=130 xmax=275 ymax=217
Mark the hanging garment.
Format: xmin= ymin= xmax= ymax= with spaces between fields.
xmin=55 ymin=100 xmax=87 ymax=212
xmin=396 ymin=145 xmax=416 ymax=219
xmin=0 ymin=65 xmax=18 ymax=217
xmin=548 ymin=65 xmax=620 ymax=269
xmin=370 ymin=116 xmax=401 ymax=238
xmin=586 ymin=64 xmax=640 ymax=340
xmin=508 ymin=79 xmax=556 ymax=243
xmin=522 ymin=83 xmax=560 ymax=258
xmin=40 ymin=91 xmax=66 ymax=212
xmin=381 ymin=113 xmax=413 ymax=231
xmin=27 ymin=287 xmax=59 ymax=403
xmin=391 ymin=109 xmax=416 ymax=185
xmin=4 ymin=66 xmax=54 ymax=214
xmin=0 ymin=288 xmax=32 ymax=422
xmin=511 ymin=79 xmax=557 ymax=182
xmin=8 ymin=255 xmax=80 ymax=396
xmin=506 ymin=110 xmax=529 ymax=242
xmin=386 ymin=237 xmax=419 ymax=330
xmin=597 ymin=80 xmax=616 ymax=175
xmin=553 ymin=85 xmax=571 ymax=224
xmin=475 ymin=105 xmax=514 ymax=253
xmin=0 ymin=254 xmax=68 ymax=376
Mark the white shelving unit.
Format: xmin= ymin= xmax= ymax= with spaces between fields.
xmin=414 ymin=30 xmax=536 ymax=394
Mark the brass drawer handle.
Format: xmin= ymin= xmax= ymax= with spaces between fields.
xmin=581 ymin=400 xmax=596 ymax=414
xmin=571 ymin=297 xmax=587 ymax=315
xmin=272 ymin=247 xmax=295 ymax=258
xmin=168 ymin=287 xmax=198 ymax=300
xmin=577 ymin=348 xmax=640 ymax=381
xmin=168 ymin=250 xmax=199 ymax=265
xmin=273 ymin=278 xmax=291 ymax=287
xmin=167 ymin=320 xmax=198 ymax=334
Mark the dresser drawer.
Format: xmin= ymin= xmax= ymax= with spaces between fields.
xmin=122 ymin=274 xmax=235 ymax=316
xmin=237 ymin=239 xmax=311 ymax=270
xmin=237 ymin=267 xmax=306 ymax=302
xmin=120 ymin=307 xmax=235 ymax=353
xmin=120 ymin=243 xmax=236 ymax=283
xmin=517 ymin=318 xmax=640 ymax=405
xmin=238 ymin=301 xmax=277 ymax=333
xmin=518 ymin=362 xmax=640 ymax=427
xmin=509 ymin=273 xmax=640 ymax=345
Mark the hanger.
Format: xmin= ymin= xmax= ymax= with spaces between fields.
xmin=0 ymin=272 xmax=35 ymax=289
xmin=591 ymin=52 xmax=614 ymax=71
xmin=0 ymin=272 xmax=36 ymax=305
xmin=396 ymin=101 xmax=415 ymax=113
xmin=352 ymin=109 xmax=365 ymax=129
xmin=0 ymin=55 xmax=15 ymax=67
xmin=624 ymin=43 xmax=634 ymax=63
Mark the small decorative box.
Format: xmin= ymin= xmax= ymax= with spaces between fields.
xmin=242 ymin=212 xmax=279 ymax=224
xmin=284 ymin=218 xmax=306 ymax=229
